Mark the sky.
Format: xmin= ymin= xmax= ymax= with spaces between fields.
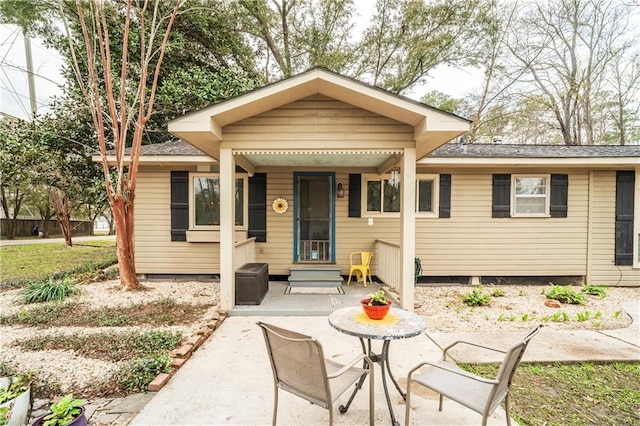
xmin=0 ymin=3 xmax=482 ymax=120
xmin=0 ymin=24 xmax=65 ymax=120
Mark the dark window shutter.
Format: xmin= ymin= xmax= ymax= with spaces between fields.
xmin=170 ymin=171 xmax=189 ymax=241
xmin=348 ymin=174 xmax=361 ymax=217
xmin=439 ymin=174 xmax=451 ymax=218
xmin=248 ymin=173 xmax=267 ymax=242
xmin=615 ymin=171 xmax=635 ymax=265
xmin=492 ymin=174 xmax=511 ymax=218
xmin=550 ymin=174 xmax=569 ymax=218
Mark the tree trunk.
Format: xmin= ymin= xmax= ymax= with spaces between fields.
xmin=49 ymin=187 xmax=73 ymax=246
xmin=111 ymin=196 xmax=138 ymax=290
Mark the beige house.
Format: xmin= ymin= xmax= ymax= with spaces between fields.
xmin=117 ymin=68 xmax=640 ymax=312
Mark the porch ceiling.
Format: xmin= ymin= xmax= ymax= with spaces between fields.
xmin=236 ymin=150 xmax=401 ymax=168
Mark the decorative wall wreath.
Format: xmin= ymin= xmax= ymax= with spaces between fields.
xmin=272 ymin=197 xmax=289 ymax=214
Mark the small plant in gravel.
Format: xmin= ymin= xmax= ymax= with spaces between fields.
xmin=614 ymin=310 xmax=623 ymax=319
xmin=462 ymin=286 xmax=491 ymax=307
xmin=582 ymin=285 xmax=608 ymax=298
xmin=543 ymin=284 xmax=586 ymax=305
xmin=488 ymin=284 xmax=506 ymax=297
xmin=20 ymin=277 xmax=80 ymax=304
xmin=550 ymin=311 xmax=569 ymax=322
xmin=117 ymin=354 xmax=172 ymax=392
xmin=498 ymin=313 xmax=517 ymax=321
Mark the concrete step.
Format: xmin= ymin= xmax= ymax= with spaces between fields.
xmin=289 ymin=266 xmax=342 ymax=278
xmin=287 ymin=275 xmax=344 ymax=284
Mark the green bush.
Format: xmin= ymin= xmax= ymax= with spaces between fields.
xmin=582 ymin=285 xmax=608 ymax=298
xmin=543 ymin=284 xmax=586 ymax=305
xmin=20 ymin=277 xmax=80 ymax=304
xmin=463 ymin=286 xmax=492 ymax=307
xmin=117 ymin=354 xmax=172 ymax=392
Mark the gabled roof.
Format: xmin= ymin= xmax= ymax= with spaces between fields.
xmin=168 ymin=67 xmax=471 ymax=160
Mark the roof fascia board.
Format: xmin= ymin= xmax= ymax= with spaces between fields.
xmin=93 ymin=154 xmax=217 ymax=166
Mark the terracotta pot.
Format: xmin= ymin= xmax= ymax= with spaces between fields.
xmin=360 ymin=298 xmax=392 ymax=320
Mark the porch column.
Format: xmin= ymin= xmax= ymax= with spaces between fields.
xmin=220 ymin=148 xmax=235 ymax=311
xmin=400 ymin=148 xmax=416 ymax=310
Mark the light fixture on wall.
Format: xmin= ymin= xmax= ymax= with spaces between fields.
xmin=336 ymin=182 xmax=344 ymax=198
xmin=388 ymin=169 xmax=400 ymax=188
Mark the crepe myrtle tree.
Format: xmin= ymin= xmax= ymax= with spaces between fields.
xmin=63 ymin=0 xmax=182 ymax=290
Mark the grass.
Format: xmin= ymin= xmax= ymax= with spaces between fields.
xmin=462 ymin=362 xmax=640 ymax=425
xmin=0 ymin=298 xmax=209 ymax=328
xmin=0 ymin=241 xmax=117 ymax=288
xmin=13 ymin=330 xmax=183 ymax=363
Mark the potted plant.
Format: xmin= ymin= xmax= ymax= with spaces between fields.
xmin=0 ymin=375 xmax=32 ymax=426
xmin=31 ymin=394 xmax=87 ymax=426
xmin=360 ymin=289 xmax=392 ymax=320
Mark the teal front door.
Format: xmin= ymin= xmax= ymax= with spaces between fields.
xmin=294 ymin=172 xmax=335 ymax=262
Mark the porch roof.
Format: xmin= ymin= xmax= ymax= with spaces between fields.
xmin=168 ymin=67 xmax=471 ymax=163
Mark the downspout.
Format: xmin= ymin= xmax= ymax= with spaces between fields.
xmin=585 ymin=170 xmax=594 ymax=285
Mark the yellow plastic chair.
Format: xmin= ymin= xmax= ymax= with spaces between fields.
xmin=346 ymin=252 xmax=373 ymax=287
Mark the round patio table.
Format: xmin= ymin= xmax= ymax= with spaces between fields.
xmin=328 ymin=306 xmax=426 ymax=426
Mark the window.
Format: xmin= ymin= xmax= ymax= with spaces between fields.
xmin=362 ymin=174 xmax=442 ymax=217
xmin=511 ymin=175 xmax=550 ymax=216
xmin=416 ymin=174 xmax=439 ymax=217
xmin=191 ymin=174 xmax=246 ymax=228
xmin=365 ymin=177 xmax=400 ymax=214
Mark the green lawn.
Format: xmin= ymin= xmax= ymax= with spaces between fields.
xmin=0 ymin=241 xmax=117 ymax=287
xmin=463 ymin=362 xmax=640 ymax=425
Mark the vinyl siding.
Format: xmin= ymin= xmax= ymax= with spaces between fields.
xmin=588 ymin=171 xmax=640 ymax=286
xmin=415 ymin=169 xmax=589 ymax=276
xmin=135 ymin=168 xmax=220 ymax=274
xmin=223 ymin=94 xmax=414 ymax=147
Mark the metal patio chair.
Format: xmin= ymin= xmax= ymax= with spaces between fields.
xmin=257 ymin=322 xmax=375 ymax=426
xmin=346 ymin=251 xmax=373 ymax=287
xmin=405 ymin=325 xmax=542 ymax=426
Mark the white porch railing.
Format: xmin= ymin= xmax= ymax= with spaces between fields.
xmin=234 ymin=237 xmax=256 ymax=269
xmin=375 ymin=239 xmax=401 ymax=292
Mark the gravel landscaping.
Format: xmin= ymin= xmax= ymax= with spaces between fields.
xmin=0 ymin=279 xmax=637 ymax=398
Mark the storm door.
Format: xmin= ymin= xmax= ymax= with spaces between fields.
xmin=294 ymin=172 xmax=335 ymax=262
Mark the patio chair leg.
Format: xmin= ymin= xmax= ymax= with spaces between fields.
xmin=369 ymin=367 xmax=375 ymax=426
xmin=404 ymin=376 xmax=412 ymax=426
xmin=438 ymin=394 xmax=443 ymax=411
xmin=272 ymin=388 xmax=278 ymax=426
xmin=505 ymin=394 xmax=512 ymax=426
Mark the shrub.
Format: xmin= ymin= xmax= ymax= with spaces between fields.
xmin=582 ymin=285 xmax=607 ymax=298
xmin=20 ymin=277 xmax=80 ymax=304
xmin=117 ymin=354 xmax=171 ymax=392
xmin=543 ymin=284 xmax=585 ymax=305
xmin=462 ymin=286 xmax=491 ymax=307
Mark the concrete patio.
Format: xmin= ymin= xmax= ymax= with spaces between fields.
xmin=131 ymin=315 xmax=513 ymax=425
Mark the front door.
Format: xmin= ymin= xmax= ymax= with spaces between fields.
xmin=294 ymin=172 xmax=335 ymax=262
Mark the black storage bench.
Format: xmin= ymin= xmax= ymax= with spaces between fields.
xmin=235 ymin=263 xmax=269 ymax=305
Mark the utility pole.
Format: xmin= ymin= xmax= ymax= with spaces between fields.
xmin=23 ymin=34 xmax=38 ymax=118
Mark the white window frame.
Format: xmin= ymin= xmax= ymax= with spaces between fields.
xmin=511 ymin=174 xmax=551 ymax=217
xmin=189 ymin=173 xmax=248 ymax=230
xmin=362 ymin=174 xmax=400 ymax=217
xmin=416 ymin=174 xmax=440 ymax=218
xmin=361 ymin=174 xmax=441 ymax=218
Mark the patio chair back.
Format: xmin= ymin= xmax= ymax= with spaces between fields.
xmin=487 ymin=325 xmax=540 ymax=414
xmin=258 ymin=322 xmax=331 ymax=408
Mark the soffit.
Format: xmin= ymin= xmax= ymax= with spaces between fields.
xmin=236 ymin=150 xmax=402 ymax=168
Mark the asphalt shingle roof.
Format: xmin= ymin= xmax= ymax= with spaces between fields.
xmin=137 ymin=140 xmax=640 ymax=159
xmin=428 ymin=143 xmax=640 ymax=158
